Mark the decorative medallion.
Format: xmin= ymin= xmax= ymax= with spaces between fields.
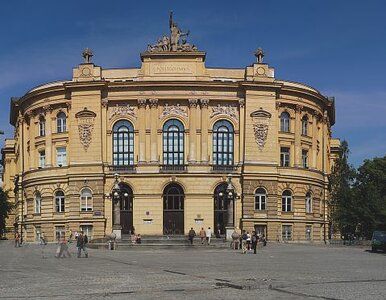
xmin=160 ymin=103 xmax=188 ymax=119
xmin=109 ymin=104 xmax=136 ymax=120
xmin=210 ymin=104 xmax=238 ymax=121
xmin=250 ymin=108 xmax=272 ymax=150
xmin=75 ymin=108 xmax=97 ymax=151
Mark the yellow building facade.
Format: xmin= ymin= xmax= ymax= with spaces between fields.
xmin=1 ymin=20 xmax=339 ymax=243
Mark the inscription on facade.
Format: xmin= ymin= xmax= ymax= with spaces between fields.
xmin=151 ymin=64 xmax=193 ymax=74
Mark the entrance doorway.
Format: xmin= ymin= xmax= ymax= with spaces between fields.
xmin=163 ymin=184 xmax=184 ymax=235
xmin=214 ymin=183 xmax=228 ymax=236
xmin=119 ymin=183 xmax=134 ymax=234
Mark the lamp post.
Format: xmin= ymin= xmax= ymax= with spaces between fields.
xmin=111 ymin=173 xmax=124 ymax=240
xmin=224 ymin=174 xmax=237 ymax=241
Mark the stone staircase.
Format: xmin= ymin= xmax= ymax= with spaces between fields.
xmin=88 ymin=234 xmax=230 ymax=250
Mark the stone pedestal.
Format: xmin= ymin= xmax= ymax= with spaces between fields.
xmin=226 ymin=226 xmax=235 ymax=241
xmin=112 ymin=228 xmax=122 ymax=240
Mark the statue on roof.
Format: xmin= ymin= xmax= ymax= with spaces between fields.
xmin=146 ymin=12 xmax=197 ymax=53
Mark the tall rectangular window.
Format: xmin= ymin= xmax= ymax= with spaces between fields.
xmin=280 ymin=147 xmax=290 ymax=167
xmin=80 ymin=225 xmax=93 ymax=240
xmin=302 ymin=150 xmax=308 ymax=168
xmin=55 ymin=226 xmax=66 ymax=241
xmin=80 ymin=188 xmax=93 ymax=212
xmin=39 ymin=118 xmax=45 ymax=136
xmin=35 ymin=193 xmax=41 ymax=214
xmin=56 ymin=147 xmax=67 ymax=166
xmin=282 ymin=225 xmax=292 ymax=241
xmin=38 ymin=151 xmax=45 ymax=168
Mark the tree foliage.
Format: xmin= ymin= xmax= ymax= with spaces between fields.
xmin=0 ymin=188 xmax=13 ymax=236
xmin=329 ymin=140 xmax=386 ymax=239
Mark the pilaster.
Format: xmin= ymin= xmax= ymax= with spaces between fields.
xmin=137 ymin=99 xmax=147 ymax=163
xmin=188 ymin=99 xmax=198 ymax=162
xmin=44 ymin=105 xmax=53 ymax=167
xmin=294 ymin=105 xmax=302 ymax=167
xmin=200 ymin=99 xmax=209 ymax=162
xmin=149 ymin=98 xmax=158 ymax=162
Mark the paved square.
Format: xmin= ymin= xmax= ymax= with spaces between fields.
xmin=0 ymin=241 xmax=385 ymax=299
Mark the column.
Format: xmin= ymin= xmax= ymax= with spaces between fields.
xmin=196 ymin=101 xmax=201 ymax=162
xmin=294 ymin=105 xmax=302 ymax=167
xmin=101 ymin=99 xmax=108 ymax=164
xmin=311 ymin=111 xmax=318 ymax=169
xmin=149 ymin=98 xmax=158 ymax=162
xmin=238 ymin=99 xmax=245 ymax=164
xmin=27 ymin=111 xmax=34 ymax=170
xmin=200 ymin=99 xmax=209 ymax=162
xmin=188 ymin=99 xmax=198 ymax=162
xmin=44 ymin=105 xmax=53 ymax=167
xmin=137 ymin=99 xmax=147 ymax=163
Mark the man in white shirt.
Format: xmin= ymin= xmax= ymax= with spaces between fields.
xmin=206 ymin=227 xmax=212 ymax=245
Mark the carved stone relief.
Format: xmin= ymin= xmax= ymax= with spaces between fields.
xmin=250 ymin=108 xmax=272 ymax=150
xmin=209 ymin=104 xmax=238 ymax=121
xmin=109 ymin=104 xmax=136 ymax=120
xmin=75 ymin=108 xmax=96 ymax=151
xmin=160 ymin=103 xmax=188 ymax=119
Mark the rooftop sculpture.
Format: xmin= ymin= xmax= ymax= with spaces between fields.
xmin=147 ymin=11 xmax=198 ymax=53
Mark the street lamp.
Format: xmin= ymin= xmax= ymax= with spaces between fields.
xmin=110 ymin=173 xmax=123 ymax=240
xmin=224 ymin=174 xmax=238 ymax=241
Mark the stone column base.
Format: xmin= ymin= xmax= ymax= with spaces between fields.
xmin=112 ymin=229 xmax=122 ymax=240
xmin=225 ymin=226 xmax=235 ymax=241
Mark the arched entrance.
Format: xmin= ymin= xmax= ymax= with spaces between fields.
xmin=163 ymin=183 xmax=184 ymax=235
xmin=214 ymin=183 xmax=228 ymax=236
xmin=119 ymin=183 xmax=134 ymax=234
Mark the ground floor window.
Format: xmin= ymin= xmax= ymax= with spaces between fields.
xmin=55 ymin=226 xmax=66 ymax=241
xmin=80 ymin=225 xmax=93 ymax=240
xmin=282 ymin=225 xmax=292 ymax=241
xmin=306 ymin=225 xmax=312 ymax=240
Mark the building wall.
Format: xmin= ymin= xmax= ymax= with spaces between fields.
xmin=1 ymin=50 xmax=338 ymax=242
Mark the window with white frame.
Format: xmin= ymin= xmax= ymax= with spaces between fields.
xmin=56 ymin=112 xmax=67 ymax=133
xmin=280 ymin=112 xmax=290 ymax=132
xmin=282 ymin=190 xmax=292 ymax=212
xmin=55 ymin=226 xmax=66 ymax=241
xmin=55 ymin=191 xmax=65 ymax=213
xmin=35 ymin=192 xmax=41 ymax=214
xmin=305 ymin=225 xmax=312 ymax=240
xmin=305 ymin=192 xmax=312 ymax=213
xmin=301 ymin=116 xmax=308 ymax=136
xmin=38 ymin=150 xmax=45 ymax=168
xmin=254 ymin=188 xmax=266 ymax=210
xmin=302 ymin=149 xmax=309 ymax=168
xmin=282 ymin=225 xmax=292 ymax=241
xmin=56 ymin=147 xmax=67 ymax=166
xmin=39 ymin=116 xmax=45 ymax=136
xmin=80 ymin=225 xmax=93 ymax=240
xmin=80 ymin=188 xmax=93 ymax=211
xmin=280 ymin=147 xmax=290 ymax=167
xmin=213 ymin=120 xmax=234 ymax=166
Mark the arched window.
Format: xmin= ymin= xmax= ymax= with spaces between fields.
xmin=57 ymin=112 xmax=67 ymax=133
xmin=35 ymin=192 xmax=41 ymax=214
xmin=55 ymin=191 xmax=65 ymax=213
xmin=163 ymin=184 xmax=184 ymax=210
xmin=213 ymin=120 xmax=234 ymax=165
xmin=163 ymin=183 xmax=185 ymax=235
xmin=305 ymin=192 xmax=312 ymax=213
xmin=282 ymin=190 xmax=292 ymax=212
xmin=113 ymin=120 xmax=134 ymax=166
xmin=301 ymin=116 xmax=308 ymax=136
xmin=255 ymin=188 xmax=267 ymax=210
xmin=280 ymin=112 xmax=290 ymax=132
xmin=163 ymin=119 xmax=184 ymax=165
xmin=80 ymin=188 xmax=93 ymax=212
xmin=39 ymin=116 xmax=45 ymax=136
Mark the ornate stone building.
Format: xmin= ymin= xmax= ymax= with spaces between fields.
xmin=1 ymin=15 xmax=339 ymax=242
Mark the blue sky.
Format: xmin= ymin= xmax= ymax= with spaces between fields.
xmin=0 ymin=0 xmax=385 ymax=167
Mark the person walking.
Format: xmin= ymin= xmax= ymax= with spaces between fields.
xmin=14 ymin=232 xmax=21 ymax=247
xmin=252 ymin=231 xmax=258 ymax=254
xmin=246 ymin=231 xmax=251 ymax=251
xmin=241 ymin=230 xmax=248 ymax=254
xmin=40 ymin=232 xmax=47 ymax=258
xmin=206 ymin=227 xmax=212 ymax=245
xmin=56 ymin=235 xmax=71 ymax=258
xmin=199 ymin=227 xmax=206 ymax=244
xmin=77 ymin=231 xmax=88 ymax=258
xmin=188 ymin=227 xmax=196 ymax=245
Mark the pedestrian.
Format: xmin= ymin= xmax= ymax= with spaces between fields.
xmin=188 ymin=227 xmax=196 ymax=245
xmin=199 ymin=227 xmax=206 ymax=244
xmin=136 ymin=234 xmax=142 ymax=244
xmin=76 ymin=231 xmax=88 ymax=258
xmin=56 ymin=235 xmax=71 ymax=258
xmin=74 ymin=231 xmax=79 ymax=242
xmin=246 ymin=231 xmax=251 ymax=251
xmin=241 ymin=230 xmax=248 ymax=254
xmin=40 ymin=232 xmax=47 ymax=258
xmin=206 ymin=227 xmax=212 ymax=245
xmin=14 ymin=232 xmax=21 ymax=247
xmin=68 ymin=229 xmax=73 ymax=243
xmin=252 ymin=231 xmax=258 ymax=254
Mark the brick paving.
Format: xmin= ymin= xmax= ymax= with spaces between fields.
xmin=0 ymin=241 xmax=385 ymax=299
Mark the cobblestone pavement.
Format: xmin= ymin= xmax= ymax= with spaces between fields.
xmin=0 ymin=241 xmax=385 ymax=299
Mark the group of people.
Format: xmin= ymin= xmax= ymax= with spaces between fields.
xmin=131 ymin=233 xmax=142 ymax=244
xmin=232 ymin=230 xmax=267 ymax=254
xmin=188 ymin=227 xmax=213 ymax=245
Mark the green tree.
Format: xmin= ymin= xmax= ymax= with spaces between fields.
xmin=328 ymin=140 xmax=357 ymax=238
xmin=354 ymin=155 xmax=386 ymax=238
xmin=0 ymin=188 xmax=13 ymax=237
